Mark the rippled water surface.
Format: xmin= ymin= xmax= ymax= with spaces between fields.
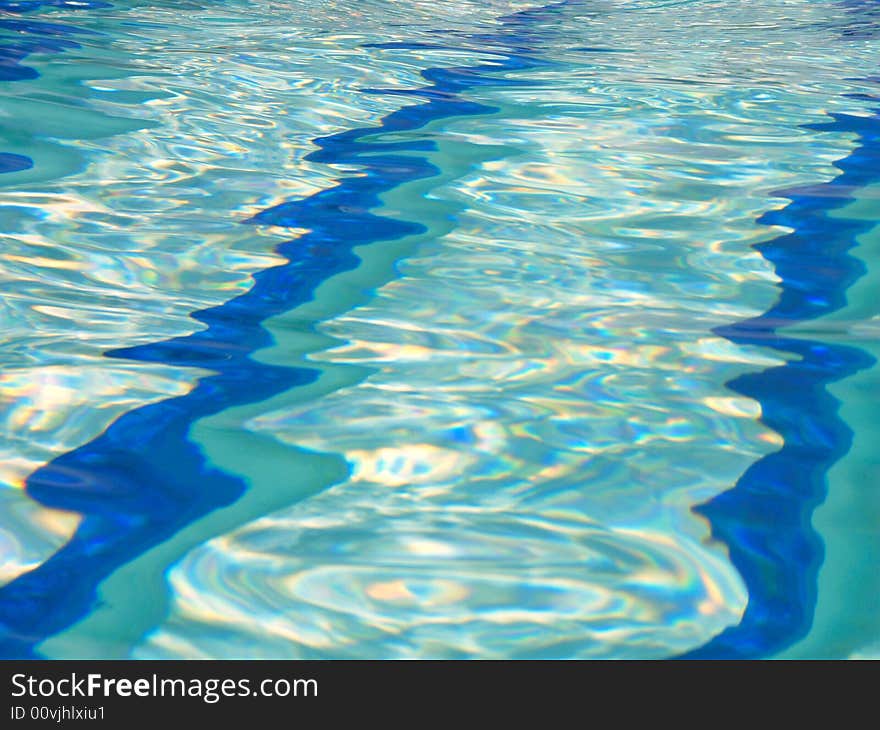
xmin=0 ymin=0 xmax=878 ymax=659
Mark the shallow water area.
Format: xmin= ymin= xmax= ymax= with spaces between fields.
xmin=0 ymin=0 xmax=878 ymax=659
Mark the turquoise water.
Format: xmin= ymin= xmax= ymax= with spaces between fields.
xmin=0 ymin=0 xmax=878 ymax=659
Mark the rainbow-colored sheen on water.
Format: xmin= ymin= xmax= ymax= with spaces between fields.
xmin=0 ymin=0 xmax=878 ymax=659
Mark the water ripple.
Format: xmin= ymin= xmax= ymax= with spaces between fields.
xmin=1 ymin=0 xmax=878 ymax=659
xmin=132 ymin=1 xmax=879 ymax=658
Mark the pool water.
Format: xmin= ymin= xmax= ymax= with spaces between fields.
xmin=0 ymin=0 xmax=878 ymax=659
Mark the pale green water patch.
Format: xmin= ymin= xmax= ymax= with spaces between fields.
xmin=779 ymin=185 xmax=880 ymax=659
xmin=42 ymin=96 xmax=513 ymax=659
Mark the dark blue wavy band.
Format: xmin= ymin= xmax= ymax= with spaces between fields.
xmin=0 ymin=2 xmax=110 ymax=172
xmin=0 ymin=1 xmax=575 ymax=658
xmin=680 ymin=17 xmax=880 ymax=656
xmin=3 ymin=0 xmax=878 ymax=661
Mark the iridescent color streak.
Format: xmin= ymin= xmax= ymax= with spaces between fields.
xmin=681 ymin=32 xmax=880 ymax=656
xmin=0 ymin=1 xmax=575 ymax=658
xmin=1 ymin=0 xmax=878 ymax=660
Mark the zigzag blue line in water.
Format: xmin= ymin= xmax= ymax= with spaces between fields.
xmin=679 ymin=91 xmax=880 ymax=657
xmin=6 ymin=0 xmax=876 ymax=661
xmin=0 ymin=1 xmax=575 ymax=658
xmin=0 ymin=2 xmax=109 ymax=171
